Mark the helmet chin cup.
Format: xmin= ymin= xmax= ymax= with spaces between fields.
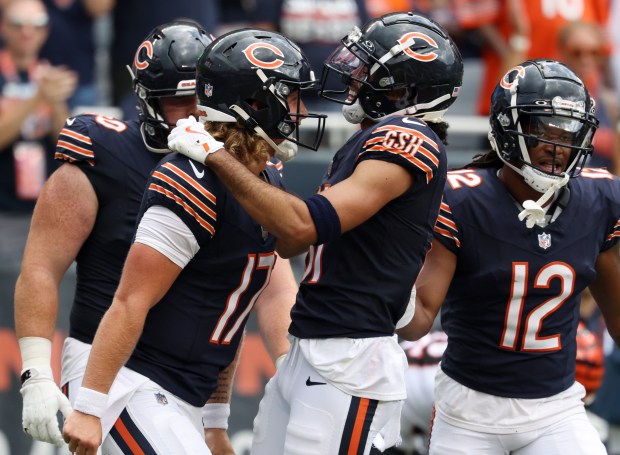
xmin=342 ymin=100 xmax=367 ymax=124
xmin=520 ymin=164 xmax=564 ymax=194
xmin=274 ymin=140 xmax=298 ymax=162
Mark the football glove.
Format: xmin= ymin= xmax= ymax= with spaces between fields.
xmin=21 ymin=365 xmax=72 ymax=446
xmin=168 ymin=116 xmax=225 ymax=164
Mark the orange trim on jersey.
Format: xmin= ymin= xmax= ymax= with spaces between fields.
xmin=149 ymin=183 xmax=216 ymax=235
xmin=436 ymin=214 xmax=457 ymax=231
xmin=373 ymin=125 xmax=440 ymax=151
xmin=162 ymin=162 xmax=216 ymax=204
xmin=60 ymin=128 xmax=92 ymax=145
xmin=152 ymin=171 xmax=217 ymax=221
xmin=364 ymin=145 xmax=434 ymax=183
xmin=606 ymin=231 xmax=620 ymax=241
xmin=113 ymin=418 xmax=145 ymax=455
xmin=54 ymin=152 xmax=95 ymax=166
xmin=348 ymin=398 xmax=370 ymax=455
xmin=434 ymin=226 xmax=461 ymax=248
xmin=56 ymin=140 xmax=95 ymax=158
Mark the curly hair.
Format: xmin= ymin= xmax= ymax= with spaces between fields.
xmin=203 ymin=122 xmax=272 ymax=169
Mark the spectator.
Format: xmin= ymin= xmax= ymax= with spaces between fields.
xmin=110 ymin=0 xmax=219 ymax=120
xmin=252 ymin=0 xmax=368 ymax=109
xmin=558 ymin=20 xmax=620 ymax=174
xmin=40 ymin=0 xmax=115 ymax=109
xmin=454 ymin=0 xmax=609 ymax=115
xmin=0 ymin=0 xmax=76 ymax=261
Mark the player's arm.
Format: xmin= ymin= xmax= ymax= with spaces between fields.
xmin=201 ymin=149 xmax=412 ymax=257
xmin=254 ymin=254 xmax=298 ymax=363
xmin=203 ymin=335 xmax=243 ymax=455
xmin=14 ymin=163 xmax=97 ymax=446
xmin=397 ymin=239 xmax=456 ymax=341
xmin=590 ymin=243 xmax=620 ymax=347
xmin=63 ymin=242 xmax=182 ymax=453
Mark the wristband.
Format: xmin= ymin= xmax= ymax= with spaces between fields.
xmin=304 ymin=194 xmax=341 ymax=245
xmin=18 ymin=336 xmax=52 ymax=371
xmin=73 ymin=387 xmax=108 ymax=418
xmin=202 ymin=403 xmax=230 ymax=430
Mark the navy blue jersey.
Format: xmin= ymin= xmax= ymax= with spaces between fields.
xmin=125 ymin=154 xmax=283 ymax=406
xmin=289 ymin=115 xmax=447 ymax=338
xmin=434 ymin=167 xmax=620 ymax=398
xmin=54 ymin=115 xmax=163 ymax=343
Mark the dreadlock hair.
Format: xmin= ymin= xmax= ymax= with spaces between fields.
xmin=427 ymin=120 xmax=449 ymax=146
xmin=459 ymin=149 xmax=503 ymax=170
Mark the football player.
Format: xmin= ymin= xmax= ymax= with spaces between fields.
xmin=167 ymin=13 xmax=464 ymax=454
xmin=402 ymin=59 xmax=620 ymax=454
xmin=60 ymin=28 xmax=320 ymax=454
xmin=14 ymin=21 xmax=295 ymax=454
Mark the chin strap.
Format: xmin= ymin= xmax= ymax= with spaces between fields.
xmin=518 ymin=173 xmax=570 ymax=228
xmin=229 ymin=105 xmax=298 ymax=162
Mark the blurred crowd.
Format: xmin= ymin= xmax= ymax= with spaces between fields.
xmin=1 ymin=0 xmax=620 ymax=453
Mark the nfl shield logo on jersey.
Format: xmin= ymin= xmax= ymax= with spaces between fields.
xmin=538 ymin=232 xmax=552 ymax=250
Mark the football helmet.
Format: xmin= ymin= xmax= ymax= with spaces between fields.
xmin=128 ymin=20 xmax=213 ymax=150
xmin=319 ymin=12 xmax=463 ymax=124
xmin=489 ymin=59 xmax=599 ymax=193
xmin=195 ymin=28 xmax=326 ymax=161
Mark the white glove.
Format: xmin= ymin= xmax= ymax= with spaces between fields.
xmin=21 ymin=366 xmax=73 ymax=446
xmin=168 ymin=115 xmax=225 ymax=163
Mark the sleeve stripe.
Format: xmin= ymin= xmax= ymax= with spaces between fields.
xmin=365 ymin=145 xmax=433 ymax=183
xmin=56 ymin=140 xmax=95 ymax=159
xmin=148 ymin=183 xmax=215 ymax=235
xmin=54 ymin=152 xmax=95 ymax=166
xmin=60 ymin=128 xmax=92 ymax=145
xmin=152 ymin=171 xmax=217 ymax=222
xmin=162 ymin=162 xmax=216 ymax=204
xmin=373 ymin=125 xmax=440 ymax=152
xmin=434 ymin=225 xmax=461 ymax=248
xmin=437 ymin=213 xmax=457 ymax=230
xmin=363 ymin=136 xmax=439 ymax=168
xmin=606 ymin=220 xmax=620 ymax=241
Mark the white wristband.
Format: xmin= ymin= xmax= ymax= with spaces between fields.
xmin=202 ymin=403 xmax=230 ymax=430
xmin=18 ymin=336 xmax=52 ymax=371
xmin=73 ymin=387 xmax=108 ymax=418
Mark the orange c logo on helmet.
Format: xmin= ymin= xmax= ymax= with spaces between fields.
xmin=399 ymin=32 xmax=438 ymax=62
xmin=134 ymin=41 xmax=154 ymax=70
xmin=500 ymin=65 xmax=526 ymax=89
xmin=242 ymin=43 xmax=285 ymax=69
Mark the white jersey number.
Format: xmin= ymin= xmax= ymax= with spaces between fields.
xmin=210 ymin=253 xmax=276 ymax=344
xmin=500 ymin=262 xmax=575 ymax=352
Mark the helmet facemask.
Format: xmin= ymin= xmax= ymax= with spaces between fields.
xmin=492 ymin=100 xmax=597 ymax=194
xmin=196 ymin=29 xmax=327 ymax=162
xmin=488 ymin=60 xmax=599 ymax=228
xmin=319 ymin=14 xmax=463 ymax=124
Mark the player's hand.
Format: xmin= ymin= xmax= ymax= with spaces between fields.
xmin=20 ymin=366 xmax=73 ymax=446
xmin=205 ymin=428 xmax=235 ymax=455
xmin=168 ymin=115 xmax=225 ymax=164
xmin=63 ymin=410 xmax=102 ymax=455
